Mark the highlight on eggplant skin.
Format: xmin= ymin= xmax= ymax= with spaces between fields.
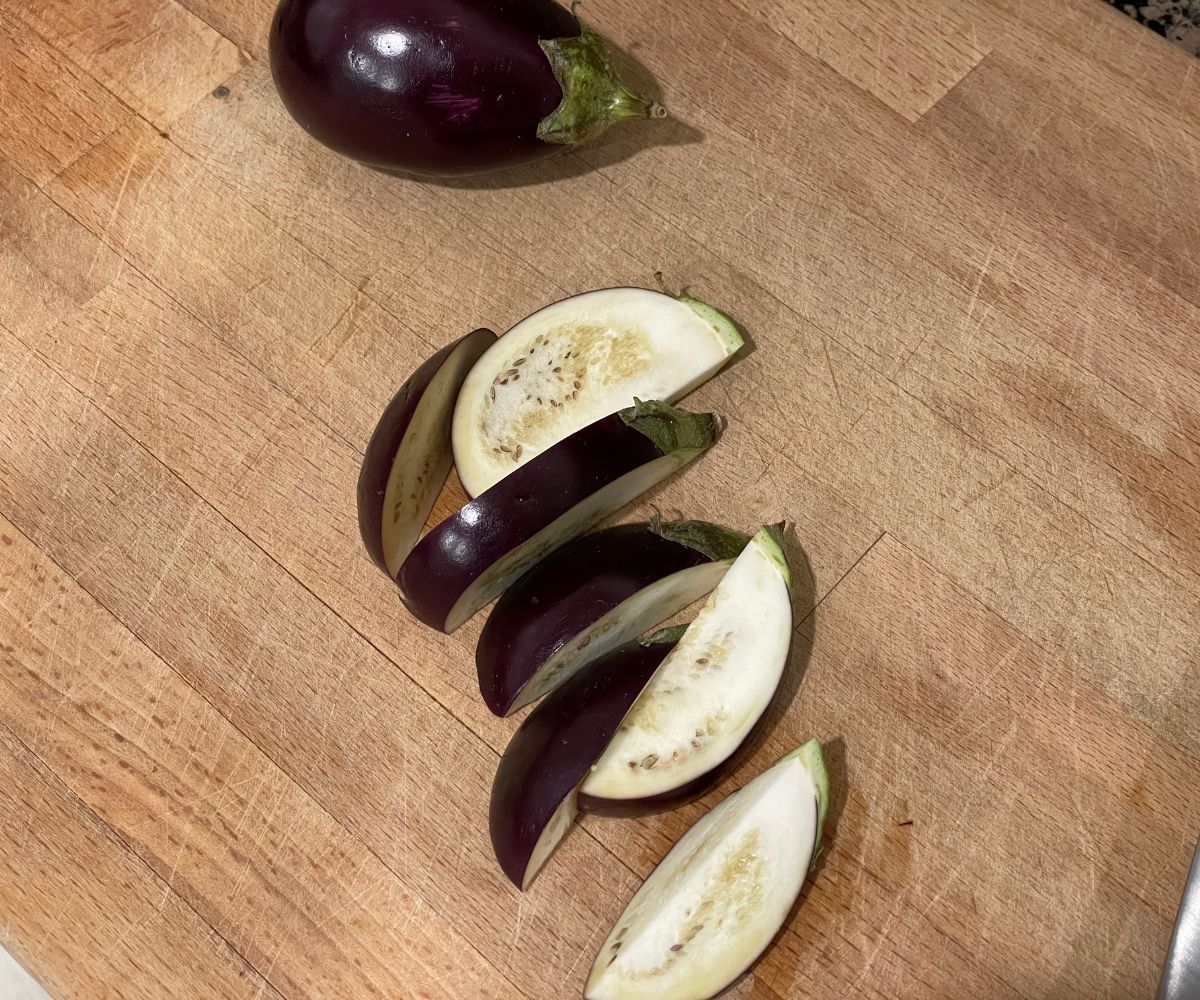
xmin=268 ymin=0 xmax=665 ymax=177
xmin=488 ymin=627 xmax=684 ymax=891
xmin=476 ymin=518 xmax=750 ymax=717
xmin=356 ymin=328 xmax=497 ymax=579
xmin=396 ymin=399 xmax=722 ymax=633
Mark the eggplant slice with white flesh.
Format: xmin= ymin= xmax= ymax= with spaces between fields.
xmin=452 ymin=286 xmax=743 ymax=496
xmin=585 ymin=741 xmax=830 ymax=1000
xmin=357 ymin=328 xmax=498 ymax=578
xmin=579 ymin=525 xmax=792 ymax=815
xmin=398 ymin=400 xmax=721 ymax=633
xmin=489 ymin=627 xmax=685 ymax=890
xmin=476 ymin=516 xmax=750 ymax=717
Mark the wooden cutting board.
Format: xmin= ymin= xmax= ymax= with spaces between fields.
xmin=1 ymin=0 xmax=1199 ymax=996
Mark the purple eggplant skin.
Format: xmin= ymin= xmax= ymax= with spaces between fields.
xmin=269 ymin=0 xmax=663 ymax=177
xmin=476 ymin=519 xmax=748 ymax=716
xmin=356 ymin=328 xmax=496 ymax=578
xmin=490 ymin=627 xmax=683 ymax=890
xmin=396 ymin=400 xmax=720 ymax=633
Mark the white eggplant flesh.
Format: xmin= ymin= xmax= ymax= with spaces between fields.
xmin=452 ymin=287 xmax=742 ymax=496
xmin=585 ymin=741 xmax=829 ymax=1000
xmin=580 ymin=526 xmax=792 ymax=806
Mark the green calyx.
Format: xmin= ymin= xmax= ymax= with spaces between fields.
xmin=754 ymin=522 xmax=793 ymax=591
xmin=619 ymin=398 xmax=721 ymax=460
xmin=537 ymin=21 xmax=666 ymax=146
xmin=778 ymin=739 xmax=831 ymax=869
xmin=641 ymin=623 xmax=688 ymax=647
xmin=649 ymin=512 xmax=751 ymax=562
xmin=653 ymin=272 xmax=745 ymax=356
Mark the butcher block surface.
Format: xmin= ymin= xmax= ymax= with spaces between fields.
xmin=1 ymin=0 xmax=1199 ymax=996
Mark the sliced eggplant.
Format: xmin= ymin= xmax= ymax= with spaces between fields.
xmin=476 ymin=517 xmax=750 ymax=717
xmin=579 ymin=525 xmax=792 ymax=815
xmin=357 ymin=328 xmax=497 ymax=578
xmin=452 ymin=287 xmax=742 ymax=496
xmin=585 ymin=741 xmax=830 ymax=1000
xmin=398 ymin=399 xmax=720 ymax=633
xmin=489 ymin=627 xmax=685 ymax=890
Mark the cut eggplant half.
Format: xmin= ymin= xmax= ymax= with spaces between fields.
xmin=489 ymin=627 xmax=685 ymax=891
xmin=398 ymin=400 xmax=720 ymax=633
xmin=476 ymin=517 xmax=750 ymax=717
xmin=585 ymin=741 xmax=830 ymax=1000
xmin=357 ymin=328 xmax=498 ymax=578
xmin=452 ymin=287 xmax=743 ymax=496
xmin=579 ymin=525 xmax=792 ymax=815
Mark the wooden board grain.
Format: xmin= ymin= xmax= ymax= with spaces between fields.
xmin=0 ymin=728 xmax=277 ymax=1000
xmin=1 ymin=0 xmax=1198 ymax=996
xmin=1 ymin=0 xmax=244 ymax=128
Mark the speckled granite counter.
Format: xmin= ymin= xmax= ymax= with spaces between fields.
xmin=1109 ymin=0 xmax=1200 ymax=54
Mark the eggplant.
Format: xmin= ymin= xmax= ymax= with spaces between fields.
xmin=476 ymin=517 xmax=749 ymax=717
xmin=452 ymin=287 xmax=743 ymax=496
xmin=397 ymin=399 xmax=720 ymax=632
xmin=357 ymin=328 xmax=497 ymax=578
xmin=269 ymin=0 xmax=664 ymax=177
xmin=490 ymin=627 xmax=683 ymax=890
xmin=585 ymin=741 xmax=830 ymax=1000
xmin=579 ymin=525 xmax=792 ymax=816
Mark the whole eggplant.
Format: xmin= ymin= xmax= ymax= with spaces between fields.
xmin=269 ymin=0 xmax=665 ymax=176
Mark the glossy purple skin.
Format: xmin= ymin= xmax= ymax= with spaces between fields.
xmin=269 ymin=0 xmax=579 ymax=175
xmin=476 ymin=523 xmax=711 ymax=715
xmin=489 ymin=633 xmax=679 ymax=889
xmin=356 ymin=328 xmax=495 ymax=576
xmin=397 ymin=410 xmax=669 ymax=632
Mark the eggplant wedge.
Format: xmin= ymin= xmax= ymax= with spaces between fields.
xmin=357 ymin=328 xmax=497 ymax=578
xmin=452 ymin=287 xmax=742 ymax=496
xmin=489 ymin=627 xmax=684 ymax=890
xmin=476 ymin=517 xmax=749 ymax=717
xmin=585 ymin=741 xmax=830 ymax=1000
xmin=398 ymin=400 xmax=720 ymax=633
xmin=579 ymin=525 xmax=792 ymax=815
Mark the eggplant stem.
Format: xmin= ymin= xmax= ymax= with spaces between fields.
xmin=619 ymin=398 xmax=720 ymax=458
xmin=538 ymin=24 xmax=667 ymax=145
